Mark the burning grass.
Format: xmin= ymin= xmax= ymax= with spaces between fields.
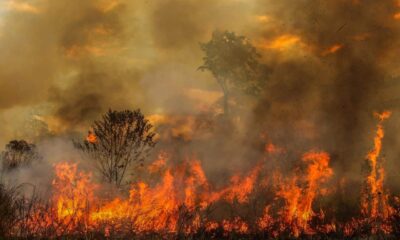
xmin=2 ymin=111 xmax=400 ymax=239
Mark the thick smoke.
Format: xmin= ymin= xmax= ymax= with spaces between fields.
xmin=251 ymin=0 xmax=400 ymax=172
xmin=0 ymin=0 xmax=400 ymax=200
xmin=0 ymin=0 xmax=256 ymax=143
xmin=247 ymin=0 xmax=400 ymax=210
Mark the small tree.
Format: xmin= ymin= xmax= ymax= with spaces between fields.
xmin=75 ymin=109 xmax=156 ymax=187
xmin=199 ymin=30 xmax=268 ymax=115
xmin=1 ymin=140 xmax=40 ymax=171
xmin=0 ymin=183 xmax=20 ymax=237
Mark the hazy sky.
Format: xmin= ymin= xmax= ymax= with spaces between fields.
xmin=0 ymin=0 xmax=262 ymax=145
xmin=0 ymin=0 xmax=399 ymax=162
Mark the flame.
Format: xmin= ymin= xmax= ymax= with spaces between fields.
xmin=148 ymin=154 xmax=167 ymax=173
xmin=24 ymin=162 xmax=98 ymax=236
xmin=88 ymin=156 xmax=262 ymax=234
xmin=265 ymin=143 xmax=283 ymax=154
xmin=263 ymin=34 xmax=301 ymax=50
xmin=53 ymin=163 xmax=95 ymax=222
xmin=86 ymin=131 xmax=97 ymax=143
xmin=215 ymin=163 xmax=262 ymax=204
xmin=222 ymin=217 xmax=249 ymax=234
xmin=21 ymin=155 xmax=265 ymax=236
xmin=275 ymin=151 xmax=333 ymax=236
xmin=361 ymin=111 xmax=393 ymax=222
xmin=13 ymin=112 xmax=400 ymax=238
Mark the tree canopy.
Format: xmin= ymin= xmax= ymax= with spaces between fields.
xmin=199 ymin=30 xmax=268 ymax=115
xmin=1 ymin=140 xmax=40 ymax=171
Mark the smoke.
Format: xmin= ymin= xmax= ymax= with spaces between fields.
xmin=0 ymin=0 xmax=399 ymax=201
xmin=0 ymin=0 xmax=254 ymax=141
xmin=0 ymin=137 xmax=83 ymax=196
xmin=242 ymin=0 xmax=400 ymax=210
xmin=251 ymin=0 xmax=400 ymax=169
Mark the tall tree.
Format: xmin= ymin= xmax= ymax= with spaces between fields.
xmin=199 ymin=30 xmax=268 ymax=115
xmin=75 ymin=109 xmax=156 ymax=187
xmin=1 ymin=140 xmax=40 ymax=171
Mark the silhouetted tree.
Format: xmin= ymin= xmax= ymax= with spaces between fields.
xmin=199 ymin=30 xmax=268 ymax=115
xmin=75 ymin=109 xmax=157 ymax=187
xmin=1 ymin=140 xmax=40 ymax=171
xmin=0 ymin=183 xmax=20 ymax=237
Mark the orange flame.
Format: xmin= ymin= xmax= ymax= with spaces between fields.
xmin=263 ymin=34 xmax=301 ymax=50
xmin=14 ymin=114 xmax=400 ymax=238
xmin=265 ymin=143 xmax=283 ymax=154
xmin=275 ymin=151 xmax=333 ymax=236
xmin=361 ymin=111 xmax=393 ymax=222
xmin=86 ymin=131 xmax=97 ymax=143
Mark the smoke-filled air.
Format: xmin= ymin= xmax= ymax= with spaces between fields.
xmin=1 ymin=0 xmax=400 ymax=239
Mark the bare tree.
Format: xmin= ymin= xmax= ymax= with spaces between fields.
xmin=75 ymin=109 xmax=156 ymax=187
xmin=1 ymin=140 xmax=40 ymax=171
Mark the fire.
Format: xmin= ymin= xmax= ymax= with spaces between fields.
xmin=11 ymin=111 xmax=400 ymax=238
xmin=52 ymin=163 xmax=96 ymax=228
xmin=86 ymin=131 xmax=97 ymax=143
xmin=21 ymin=162 xmax=98 ymax=236
xmin=18 ymin=154 xmax=265 ymax=237
xmin=147 ymin=154 xmax=167 ymax=173
xmin=213 ymin=163 xmax=262 ymax=204
xmin=90 ymin=157 xmax=263 ymax=233
xmin=263 ymin=34 xmax=301 ymax=50
xmin=222 ymin=217 xmax=249 ymax=234
xmin=361 ymin=111 xmax=393 ymax=222
xmin=275 ymin=151 xmax=333 ymax=236
xmin=265 ymin=143 xmax=283 ymax=154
